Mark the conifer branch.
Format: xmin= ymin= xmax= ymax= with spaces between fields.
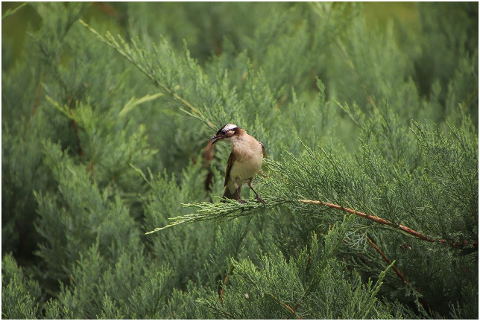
xmin=332 ymin=98 xmax=363 ymax=128
xmin=365 ymin=235 xmax=431 ymax=312
xmin=365 ymin=235 xmax=409 ymax=285
xmin=333 ymin=37 xmax=376 ymax=108
xmin=145 ymin=196 xmax=477 ymax=249
xmin=2 ymin=2 xmax=27 ymax=20
xmin=298 ymin=199 xmax=478 ymax=248
xmin=263 ymin=291 xmax=302 ymax=319
xmin=79 ymin=20 xmax=216 ymax=130
xmin=145 ymin=198 xmax=285 ymax=234
xmin=196 ymin=299 xmax=237 ymax=319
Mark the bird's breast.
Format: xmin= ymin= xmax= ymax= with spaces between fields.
xmin=229 ymin=152 xmax=263 ymax=181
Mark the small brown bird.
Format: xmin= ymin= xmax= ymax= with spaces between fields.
xmin=210 ymin=124 xmax=265 ymax=204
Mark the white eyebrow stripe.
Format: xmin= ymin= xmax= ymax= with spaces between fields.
xmin=222 ymin=124 xmax=238 ymax=132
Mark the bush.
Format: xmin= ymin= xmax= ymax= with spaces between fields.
xmin=2 ymin=2 xmax=477 ymax=319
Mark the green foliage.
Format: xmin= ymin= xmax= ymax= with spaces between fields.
xmin=2 ymin=2 xmax=477 ymax=319
xmin=2 ymin=253 xmax=41 ymax=318
xmin=199 ymin=220 xmax=396 ymax=319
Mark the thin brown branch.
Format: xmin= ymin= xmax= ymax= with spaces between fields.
xmin=365 ymin=235 xmax=430 ymax=312
xmin=203 ymin=141 xmax=215 ymax=192
xmin=365 ymin=235 xmax=409 ymax=284
xmin=31 ymin=73 xmax=46 ymax=117
xmin=298 ymin=199 xmax=477 ymax=249
xmin=293 ymin=301 xmax=301 ymax=312
xmin=92 ymin=2 xmax=122 ymax=20
xmin=219 ymin=263 xmax=233 ymax=304
xmin=24 ymin=73 xmax=46 ymax=140
xmin=264 ymin=291 xmax=302 ymax=319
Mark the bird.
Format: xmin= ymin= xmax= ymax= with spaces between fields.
xmin=210 ymin=123 xmax=265 ymax=204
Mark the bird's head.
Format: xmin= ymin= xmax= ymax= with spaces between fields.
xmin=210 ymin=123 xmax=240 ymax=144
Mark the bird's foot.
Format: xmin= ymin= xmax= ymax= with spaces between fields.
xmin=237 ymin=198 xmax=246 ymax=204
xmin=255 ymin=195 xmax=265 ymax=204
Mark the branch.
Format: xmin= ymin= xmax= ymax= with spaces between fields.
xmin=264 ymin=291 xmax=302 ymax=319
xmin=144 ymin=197 xmax=285 ymax=234
xmin=79 ymin=20 xmax=216 ymax=131
xmin=365 ymin=235 xmax=430 ymax=312
xmin=365 ymin=235 xmax=409 ymax=284
xmin=24 ymin=73 xmax=46 ymax=140
xmin=219 ymin=263 xmax=233 ymax=304
xmin=298 ymin=199 xmax=477 ymax=249
xmin=31 ymin=73 xmax=45 ymax=117
xmin=2 ymin=2 xmax=27 ymax=20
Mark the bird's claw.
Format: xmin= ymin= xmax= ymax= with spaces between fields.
xmin=256 ymin=196 xmax=265 ymax=204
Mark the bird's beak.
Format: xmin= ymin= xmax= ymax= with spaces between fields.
xmin=210 ymin=134 xmax=223 ymax=145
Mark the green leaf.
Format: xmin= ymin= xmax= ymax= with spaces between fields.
xmin=119 ymin=93 xmax=165 ymax=117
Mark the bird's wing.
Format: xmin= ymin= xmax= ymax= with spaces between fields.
xmin=224 ymin=151 xmax=236 ymax=187
xmin=260 ymin=142 xmax=266 ymax=158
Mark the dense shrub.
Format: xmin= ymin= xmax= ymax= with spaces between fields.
xmin=2 ymin=2 xmax=477 ymax=319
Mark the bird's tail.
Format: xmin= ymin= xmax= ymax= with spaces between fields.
xmin=222 ymin=185 xmax=241 ymax=201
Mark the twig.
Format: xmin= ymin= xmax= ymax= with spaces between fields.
xmin=68 ymin=95 xmax=83 ymax=157
xmin=219 ymin=263 xmax=233 ymax=304
xmin=293 ymin=301 xmax=301 ymax=312
xmin=298 ymin=199 xmax=478 ymax=249
xmin=365 ymin=235 xmax=409 ymax=284
xmin=24 ymin=73 xmax=46 ymax=140
xmin=334 ymin=37 xmax=376 ymax=109
xmin=203 ymin=141 xmax=215 ymax=192
xmin=31 ymin=73 xmax=45 ymax=117
xmin=365 ymin=235 xmax=430 ymax=312
xmin=79 ymin=20 xmax=216 ymax=130
xmin=92 ymin=2 xmax=122 ymax=21
xmin=264 ymin=291 xmax=302 ymax=319
xmin=2 ymin=2 xmax=27 ymax=20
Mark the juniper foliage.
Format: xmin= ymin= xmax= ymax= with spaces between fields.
xmin=2 ymin=2 xmax=478 ymax=319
